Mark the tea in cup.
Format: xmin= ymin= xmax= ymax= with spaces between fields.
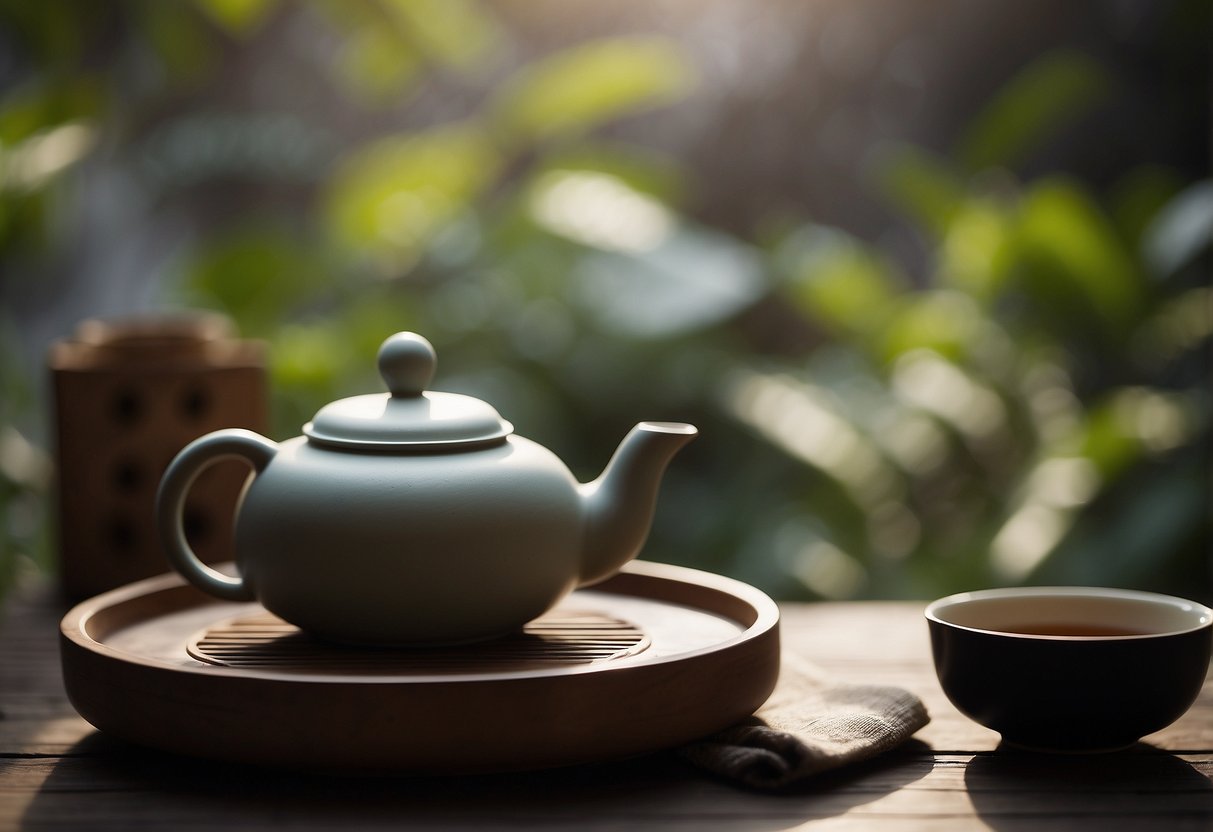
xmin=925 ymin=587 xmax=1212 ymax=752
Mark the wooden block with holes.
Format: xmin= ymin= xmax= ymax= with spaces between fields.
xmin=48 ymin=315 xmax=267 ymax=601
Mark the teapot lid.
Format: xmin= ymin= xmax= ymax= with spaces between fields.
xmin=303 ymin=332 xmax=513 ymax=451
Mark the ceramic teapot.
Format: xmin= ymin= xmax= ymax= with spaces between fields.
xmin=156 ymin=332 xmax=696 ymax=645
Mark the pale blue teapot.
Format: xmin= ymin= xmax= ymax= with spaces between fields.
xmin=157 ymin=332 xmax=696 ymax=645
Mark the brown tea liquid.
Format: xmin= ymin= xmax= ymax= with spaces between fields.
xmin=1003 ymin=622 xmax=1151 ymax=637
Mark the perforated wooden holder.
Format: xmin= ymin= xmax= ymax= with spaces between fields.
xmin=49 ymin=315 xmax=267 ymax=600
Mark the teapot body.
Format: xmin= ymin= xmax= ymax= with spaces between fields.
xmin=233 ymin=436 xmax=584 ymax=645
xmin=157 ymin=331 xmax=695 ymax=646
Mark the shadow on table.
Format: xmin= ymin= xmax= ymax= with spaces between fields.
xmin=21 ymin=732 xmax=933 ymax=830
xmin=965 ymin=742 xmax=1213 ymax=832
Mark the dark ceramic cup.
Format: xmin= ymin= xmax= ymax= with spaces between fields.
xmin=925 ymin=587 xmax=1212 ymax=752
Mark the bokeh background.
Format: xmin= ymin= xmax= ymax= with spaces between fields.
xmin=1 ymin=0 xmax=1210 ymax=604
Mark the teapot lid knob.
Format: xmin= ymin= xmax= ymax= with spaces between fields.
xmin=306 ymin=330 xmax=512 ymax=449
xmin=378 ymin=332 xmax=436 ymax=397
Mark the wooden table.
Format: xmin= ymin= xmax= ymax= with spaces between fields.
xmin=2 ymin=579 xmax=1210 ymax=831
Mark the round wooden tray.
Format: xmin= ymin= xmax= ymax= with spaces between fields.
xmin=60 ymin=560 xmax=780 ymax=774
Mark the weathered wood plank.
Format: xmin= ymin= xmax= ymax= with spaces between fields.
xmin=3 ymin=750 xmax=1209 ymax=830
xmin=0 ymin=744 xmax=931 ymax=829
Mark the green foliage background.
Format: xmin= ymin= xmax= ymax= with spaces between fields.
xmin=0 ymin=0 xmax=1209 ymax=604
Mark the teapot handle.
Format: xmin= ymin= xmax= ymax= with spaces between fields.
xmin=156 ymin=429 xmax=278 ymax=602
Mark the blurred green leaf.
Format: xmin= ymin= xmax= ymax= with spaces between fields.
xmin=881 ymin=290 xmax=988 ymax=363
xmin=260 ymin=287 xmax=417 ymax=438
xmin=0 ymin=122 xmax=97 ymax=195
xmin=325 ymin=124 xmax=500 ymax=272
xmin=492 ymin=37 xmax=693 ymax=145
xmin=533 ymin=141 xmax=686 ymax=203
xmin=1130 ymin=286 xmax=1213 ymax=370
xmin=1078 ymin=393 xmax=1144 ymax=479
xmin=1 ymin=1 xmax=1207 ymax=609
xmin=0 ymin=79 xmax=103 ymax=146
xmin=181 ymin=230 xmax=331 ymax=335
xmin=957 ymin=51 xmax=1110 ymax=174
xmin=1142 ymin=180 xmax=1213 ymax=278
xmin=335 ymin=25 xmax=423 ymax=104
xmin=319 ymin=0 xmax=497 ymax=96
xmin=194 ymin=0 xmax=277 ymax=35
xmin=572 ymin=226 xmax=765 ymax=339
xmin=1033 ymin=458 xmax=1209 ymax=588
xmin=872 ymin=143 xmax=966 ymax=239
xmin=527 ymin=167 xmax=676 ymax=253
xmin=268 ymin=322 xmax=352 ymax=436
xmin=938 ymin=197 xmax=1015 ymax=302
xmin=382 ymin=0 xmax=500 ymax=70
xmin=1015 ymin=178 xmax=1142 ymax=332
xmin=777 ymin=225 xmax=902 ymax=339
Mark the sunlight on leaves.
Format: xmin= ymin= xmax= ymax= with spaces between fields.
xmin=990 ymin=501 xmax=1073 ymax=581
xmin=725 ymin=368 xmax=904 ymax=511
xmin=778 ymin=225 xmax=901 ymax=339
xmin=938 ymin=198 xmax=1014 ymax=302
xmin=530 ymin=169 xmax=675 ymax=253
xmin=789 ymin=535 xmax=868 ymax=600
xmin=573 ymin=226 xmax=764 ymax=338
xmin=0 ymin=78 xmax=103 ymax=146
xmin=991 ymin=454 xmax=1103 ymax=582
xmin=892 ymin=349 xmax=1007 ymax=441
xmin=492 ymin=37 xmax=693 ymax=145
xmin=1070 ymin=386 xmax=1202 ymax=500
xmin=534 ymin=142 xmax=686 ymax=203
xmin=1021 ymin=362 xmax=1083 ymax=447
xmin=0 ymin=121 xmax=96 ymax=192
xmin=325 ymin=124 xmax=500 ymax=273
xmin=881 ymin=290 xmax=988 ymax=364
xmin=1131 ymin=286 xmax=1213 ymax=369
xmin=1110 ymin=387 xmax=1199 ymax=454
xmin=0 ymin=2 xmax=1207 ymax=606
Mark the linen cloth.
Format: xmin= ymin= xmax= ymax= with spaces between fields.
xmin=680 ymin=654 xmax=930 ymax=790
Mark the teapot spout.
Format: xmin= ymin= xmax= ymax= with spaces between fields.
xmin=578 ymin=422 xmax=697 ymax=586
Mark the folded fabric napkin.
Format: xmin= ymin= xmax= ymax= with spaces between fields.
xmin=679 ymin=654 xmax=929 ymax=790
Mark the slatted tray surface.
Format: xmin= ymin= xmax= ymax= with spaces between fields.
xmin=60 ymin=561 xmax=781 ymax=772
xmin=187 ymin=610 xmax=651 ymax=673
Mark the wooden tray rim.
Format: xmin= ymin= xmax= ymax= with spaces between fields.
xmin=60 ymin=560 xmax=780 ymax=685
